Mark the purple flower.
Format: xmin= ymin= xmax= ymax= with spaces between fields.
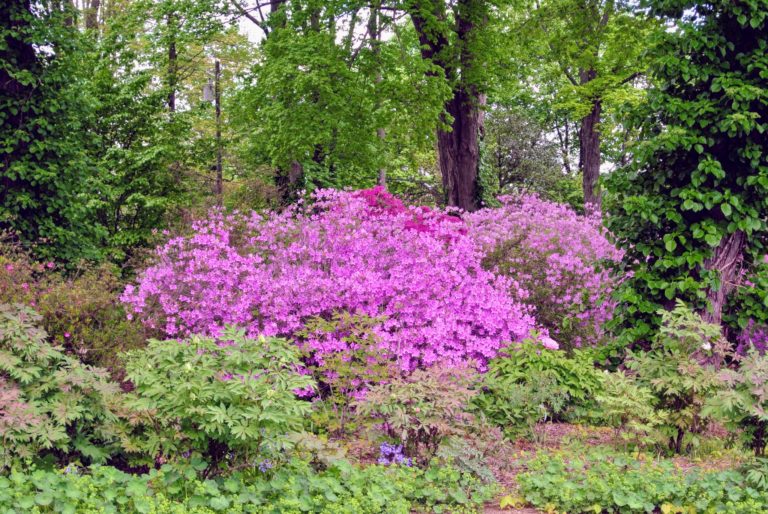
xmin=377 ymin=443 xmax=412 ymax=467
xmin=120 ymin=189 xmax=538 ymax=373
xmin=258 ymin=459 xmax=273 ymax=472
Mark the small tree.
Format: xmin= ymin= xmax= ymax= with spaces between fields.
xmin=606 ymin=0 xmax=768 ymax=342
xmin=627 ymin=301 xmax=730 ymax=453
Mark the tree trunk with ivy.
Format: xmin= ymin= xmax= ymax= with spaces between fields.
xmin=701 ymin=231 xmax=746 ymax=326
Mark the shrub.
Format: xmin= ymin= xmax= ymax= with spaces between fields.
xmin=0 ymin=249 xmax=147 ymax=373
xmin=473 ymin=339 xmax=603 ymax=438
xmin=518 ymin=449 xmax=768 ymax=513
xmin=466 ymin=194 xmax=623 ymax=349
xmin=297 ymin=312 xmax=396 ymax=434
xmin=0 ymin=460 xmax=496 ymax=514
xmin=121 ymin=327 xmax=314 ymax=474
xmin=593 ymin=371 xmax=666 ymax=449
xmin=354 ymin=366 xmax=479 ymax=465
xmin=121 ymin=188 xmax=536 ymax=371
xmin=628 ymin=301 xmax=730 ymax=453
xmin=0 ymin=304 xmax=122 ymax=468
xmin=705 ymin=348 xmax=768 ymax=456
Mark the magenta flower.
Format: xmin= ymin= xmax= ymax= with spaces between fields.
xmin=121 ymin=189 xmax=537 ymax=371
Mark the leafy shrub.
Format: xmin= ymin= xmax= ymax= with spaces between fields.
xmin=742 ymin=457 xmax=768 ymax=492
xmin=0 ymin=459 xmax=495 ymax=514
xmin=0 ymin=304 xmax=122 ymax=468
xmin=435 ymin=433 xmax=500 ymax=486
xmin=467 ymin=194 xmax=623 ymax=349
xmin=473 ymin=340 xmax=603 ymax=438
xmin=593 ymin=371 xmax=666 ymax=449
xmin=0 ymin=249 xmax=147 ymax=373
xmin=121 ymin=327 xmax=314 ymax=474
xmin=518 ymin=449 xmax=768 ymax=513
xmin=121 ymin=188 xmax=537 ymax=372
xmin=705 ymin=348 xmax=768 ymax=456
xmin=628 ymin=301 xmax=730 ymax=453
xmin=355 ymin=366 xmax=479 ymax=465
xmin=297 ymin=312 xmax=395 ymax=434
xmin=475 ymin=376 xmax=566 ymax=441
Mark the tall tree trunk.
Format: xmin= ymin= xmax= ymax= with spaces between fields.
xmin=377 ymin=126 xmax=387 ymax=188
xmin=84 ymin=0 xmax=99 ymax=30
xmin=410 ymin=0 xmax=484 ymax=212
xmin=579 ymin=68 xmax=601 ymax=212
xmin=436 ymin=89 xmax=482 ymax=211
xmin=701 ymin=231 xmax=746 ymax=325
xmin=166 ymin=13 xmax=177 ymax=113
xmin=213 ymin=59 xmax=223 ymax=204
xmin=369 ymin=2 xmax=387 ymax=188
xmin=579 ymin=98 xmax=601 ymax=211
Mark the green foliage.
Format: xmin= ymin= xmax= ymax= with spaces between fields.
xmin=705 ymin=348 xmax=768 ymax=456
xmin=593 ymin=371 xmax=666 ymax=449
xmin=605 ymin=0 xmax=768 ymax=342
xmin=502 ymin=0 xmax=653 ymax=205
xmin=122 ymin=327 xmax=314 ymax=473
xmin=518 ymin=448 xmax=768 ymax=513
xmin=298 ymin=312 xmax=395 ymax=435
xmin=231 ymin=6 xmax=449 ymax=199
xmin=627 ymin=301 xmax=730 ymax=453
xmin=0 ymin=459 xmax=495 ymax=514
xmin=483 ymin=105 xmax=570 ymax=200
xmin=0 ymin=1 xmax=103 ymax=261
xmin=474 ymin=341 xmax=603 ymax=438
xmin=742 ymin=457 xmax=768 ymax=492
xmin=434 ymin=434 xmax=500 ymax=486
xmin=83 ymin=12 xmax=191 ymax=262
xmin=355 ymin=366 xmax=479 ymax=465
xmin=0 ymin=304 xmax=122 ymax=468
xmin=475 ymin=374 xmax=568 ymax=441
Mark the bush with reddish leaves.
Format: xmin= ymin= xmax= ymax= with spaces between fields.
xmin=0 ymin=248 xmax=147 ymax=373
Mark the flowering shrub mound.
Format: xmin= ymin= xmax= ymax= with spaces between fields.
xmin=0 ymin=247 xmax=146 ymax=372
xmin=466 ymin=194 xmax=623 ymax=348
xmin=122 ymin=189 xmax=536 ymax=370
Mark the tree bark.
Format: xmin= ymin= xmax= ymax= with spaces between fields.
xmin=701 ymin=230 xmax=746 ymax=326
xmin=436 ymin=89 xmax=482 ymax=211
xmin=214 ymin=59 xmax=223 ymax=204
xmin=84 ymin=0 xmax=99 ymax=30
xmin=410 ymin=0 xmax=484 ymax=212
xmin=369 ymin=2 xmax=387 ymax=188
xmin=166 ymin=13 xmax=177 ymax=113
xmin=579 ymin=68 xmax=601 ymax=212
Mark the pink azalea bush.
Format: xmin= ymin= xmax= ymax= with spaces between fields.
xmin=121 ymin=188 xmax=537 ymax=371
xmin=466 ymin=195 xmax=623 ymax=349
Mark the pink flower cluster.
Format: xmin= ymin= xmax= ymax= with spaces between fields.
xmin=122 ymin=189 xmax=537 ymax=370
xmin=466 ymin=194 xmax=623 ymax=348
